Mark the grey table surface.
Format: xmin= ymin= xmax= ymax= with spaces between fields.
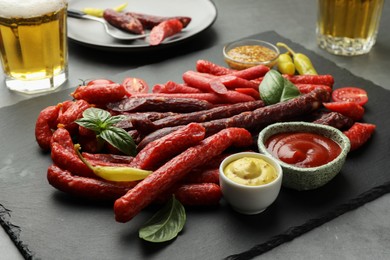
xmin=1 ymin=0 xmax=390 ymax=259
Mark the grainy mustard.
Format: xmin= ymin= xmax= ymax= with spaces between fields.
xmin=225 ymin=45 xmax=278 ymax=70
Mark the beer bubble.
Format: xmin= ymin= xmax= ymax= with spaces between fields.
xmin=0 ymin=0 xmax=66 ymax=18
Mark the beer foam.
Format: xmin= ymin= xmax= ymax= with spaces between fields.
xmin=0 ymin=0 xmax=67 ymax=18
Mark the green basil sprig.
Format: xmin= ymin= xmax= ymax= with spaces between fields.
xmin=259 ymin=70 xmax=301 ymax=105
xmin=139 ymin=196 xmax=186 ymax=242
xmin=75 ymin=108 xmax=136 ymax=156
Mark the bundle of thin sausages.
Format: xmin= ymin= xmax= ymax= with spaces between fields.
xmin=36 ymin=59 xmax=357 ymax=223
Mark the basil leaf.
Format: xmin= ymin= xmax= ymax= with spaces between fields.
xmin=139 ymin=196 xmax=186 ymax=243
xmin=75 ymin=107 xmax=136 ymax=155
xmin=75 ymin=117 xmax=102 ymax=132
xmin=280 ymin=78 xmax=301 ymax=102
xmin=105 ymin=115 xmax=127 ymax=126
xmin=100 ymin=127 xmax=136 ymax=156
xmin=83 ymin=107 xmax=111 ymax=122
xmin=259 ymin=70 xmax=301 ymax=105
xmin=76 ymin=108 xmax=112 ymax=132
xmin=259 ymin=70 xmax=284 ymax=105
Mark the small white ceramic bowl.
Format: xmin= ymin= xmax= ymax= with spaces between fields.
xmin=219 ymin=152 xmax=283 ymax=215
xmin=258 ymin=122 xmax=351 ymax=191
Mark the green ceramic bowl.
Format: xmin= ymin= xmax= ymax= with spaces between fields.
xmin=257 ymin=122 xmax=351 ymax=191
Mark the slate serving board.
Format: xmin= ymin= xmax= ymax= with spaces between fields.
xmin=1 ymin=31 xmax=389 ymax=260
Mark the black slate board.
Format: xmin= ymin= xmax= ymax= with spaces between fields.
xmin=1 ymin=31 xmax=390 ymax=260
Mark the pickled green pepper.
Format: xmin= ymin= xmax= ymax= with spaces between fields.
xmin=75 ymin=144 xmax=152 ymax=182
xmin=277 ymin=52 xmax=295 ymax=75
xmin=277 ymin=42 xmax=318 ymax=75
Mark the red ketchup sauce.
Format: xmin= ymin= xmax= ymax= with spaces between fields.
xmin=265 ymin=132 xmax=341 ymax=168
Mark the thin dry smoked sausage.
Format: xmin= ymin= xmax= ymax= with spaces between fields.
xmin=131 ymin=100 xmax=264 ymax=134
xmin=130 ymin=123 xmax=205 ymax=170
xmin=35 ymin=105 xmax=60 ymax=151
xmin=107 ymin=96 xmax=213 ymax=113
xmin=50 ymin=128 xmax=94 ymax=178
xmin=47 ymin=164 xmax=137 ymax=201
xmin=136 ymin=89 xmax=330 ymax=149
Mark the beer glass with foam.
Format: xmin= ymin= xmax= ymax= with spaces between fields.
xmin=0 ymin=0 xmax=68 ymax=94
xmin=317 ymin=0 xmax=384 ymax=56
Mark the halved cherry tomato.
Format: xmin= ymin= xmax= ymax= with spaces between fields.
xmin=122 ymin=77 xmax=149 ymax=94
xmin=332 ymin=87 xmax=368 ymax=106
xmin=87 ymin=79 xmax=115 ymax=86
xmin=323 ymin=101 xmax=364 ymax=121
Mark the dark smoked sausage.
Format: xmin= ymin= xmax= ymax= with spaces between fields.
xmin=131 ymin=100 xmax=265 ymax=134
xmin=125 ymin=12 xmax=191 ymax=29
xmin=107 ymin=96 xmax=213 ymax=113
xmin=103 ymin=9 xmax=144 ymax=34
xmin=114 ymin=127 xmax=253 ymax=222
xmin=136 ymin=89 xmax=330 ymax=149
xmin=313 ymin=111 xmax=354 ymax=130
xmin=114 ymin=111 xmax=178 ymax=130
xmin=202 ymin=88 xmax=330 ymax=135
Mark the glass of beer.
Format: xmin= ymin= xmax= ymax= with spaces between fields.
xmin=316 ymin=0 xmax=384 ymax=56
xmin=0 ymin=0 xmax=68 ymax=94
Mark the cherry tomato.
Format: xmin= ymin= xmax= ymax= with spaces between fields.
xmin=122 ymin=77 xmax=149 ymax=94
xmin=323 ymin=101 xmax=364 ymax=121
xmin=87 ymin=79 xmax=115 ymax=86
xmin=332 ymin=87 xmax=368 ymax=106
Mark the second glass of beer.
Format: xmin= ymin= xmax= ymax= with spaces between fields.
xmin=316 ymin=0 xmax=384 ymax=56
xmin=0 ymin=0 xmax=68 ymax=94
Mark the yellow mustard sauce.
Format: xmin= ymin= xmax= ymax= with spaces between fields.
xmin=224 ymin=157 xmax=277 ymax=186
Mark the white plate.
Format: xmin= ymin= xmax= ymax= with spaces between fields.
xmin=67 ymin=0 xmax=217 ymax=51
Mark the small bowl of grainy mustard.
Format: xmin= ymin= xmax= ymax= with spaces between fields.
xmin=223 ymin=39 xmax=280 ymax=70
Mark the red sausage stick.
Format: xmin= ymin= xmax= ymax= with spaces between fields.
xmin=71 ymin=83 xmax=127 ymax=105
xmin=196 ymin=59 xmax=235 ymax=76
xmin=48 ymin=164 xmax=222 ymax=206
xmin=196 ymin=60 xmax=269 ymax=80
xmin=152 ymin=81 xmax=202 ymax=94
xmin=47 ymin=164 xmax=137 ymax=201
xmin=285 ymin=74 xmax=335 ymax=87
xmin=56 ymin=99 xmax=90 ymax=134
xmin=185 ymin=168 xmax=219 ymax=184
xmin=114 ymin=127 xmax=253 ymax=222
xmin=35 ymin=105 xmax=60 ymax=151
xmin=50 ymin=128 xmax=95 ymax=178
xmin=174 ymin=183 xmax=222 ymax=206
xmin=149 ymin=19 xmax=183 ymax=46
xmin=182 ymin=70 xmax=227 ymax=93
xmin=130 ymin=123 xmax=206 ymax=170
